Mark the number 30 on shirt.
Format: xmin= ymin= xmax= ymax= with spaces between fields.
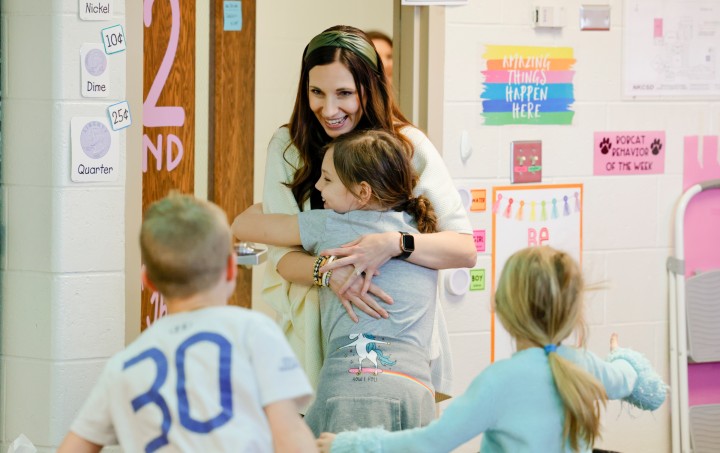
xmin=123 ymin=332 xmax=233 ymax=453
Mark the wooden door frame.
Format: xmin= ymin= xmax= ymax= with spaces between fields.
xmin=208 ymin=0 xmax=256 ymax=308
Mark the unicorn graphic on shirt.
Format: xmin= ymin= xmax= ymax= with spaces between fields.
xmin=339 ymin=333 xmax=396 ymax=375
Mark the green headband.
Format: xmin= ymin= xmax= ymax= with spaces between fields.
xmin=304 ymin=30 xmax=379 ymax=71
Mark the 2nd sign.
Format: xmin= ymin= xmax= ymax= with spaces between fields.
xmin=101 ymin=24 xmax=126 ymax=54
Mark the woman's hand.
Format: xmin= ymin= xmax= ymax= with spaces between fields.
xmin=320 ymin=231 xmax=399 ymax=294
xmin=610 ymin=333 xmax=619 ymax=351
xmin=328 ymin=263 xmax=393 ymax=323
xmin=317 ymin=433 xmax=336 ymax=453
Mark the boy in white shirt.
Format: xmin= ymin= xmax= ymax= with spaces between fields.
xmin=58 ymin=193 xmax=316 ymax=453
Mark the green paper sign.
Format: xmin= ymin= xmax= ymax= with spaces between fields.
xmin=470 ymin=269 xmax=485 ymax=291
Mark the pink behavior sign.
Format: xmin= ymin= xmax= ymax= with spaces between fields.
xmin=593 ymin=131 xmax=665 ymax=175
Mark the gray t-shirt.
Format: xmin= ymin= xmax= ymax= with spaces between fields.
xmin=298 ymin=209 xmax=438 ymax=354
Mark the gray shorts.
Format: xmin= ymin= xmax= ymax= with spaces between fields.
xmin=304 ymin=335 xmax=436 ymax=436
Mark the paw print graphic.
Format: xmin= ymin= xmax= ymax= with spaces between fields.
xmin=651 ymin=139 xmax=662 ymax=155
xmin=599 ymin=137 xmax=612 ymax=154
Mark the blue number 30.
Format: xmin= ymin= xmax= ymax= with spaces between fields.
xmin=123 ymin=332 xmax=233 ymax=453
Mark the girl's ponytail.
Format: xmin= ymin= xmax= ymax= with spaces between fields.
xmin=404 ymin=195 xmax=438 ymax=233
xmin=547 ymin=351 xmax=607 ymax=451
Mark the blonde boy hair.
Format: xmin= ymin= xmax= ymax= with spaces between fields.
xmin=140 ymin=193 xmax=232 ymax=299
xmin=494 ymin=246 xmax=607 ymax=451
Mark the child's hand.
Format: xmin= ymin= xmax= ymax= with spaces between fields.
xmin=610 ymin=333 xmax=619 ymax=351
xmin=317 ymin=432 xmax=336 ymax=453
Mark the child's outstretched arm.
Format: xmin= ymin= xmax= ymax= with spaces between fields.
xmin=231 ymin=203 xmax=302 ymax=247
xmin=565 ymin=333 xmax=667 ymax=411
xmin=265 ymin=398 xmax=317 ymax=453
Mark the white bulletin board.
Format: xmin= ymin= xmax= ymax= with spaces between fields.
xmin=623 ymin=0 xmax=720 ymax=98
xmin=491 ymin=184 xmax=583 ymax=361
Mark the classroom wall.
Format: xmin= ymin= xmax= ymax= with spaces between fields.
xmin=0 ymin=1 xmax=128 ymax=451
xmin=437 ymin=1 xmax=719 ymax=451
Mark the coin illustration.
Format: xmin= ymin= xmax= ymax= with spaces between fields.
xmin=85 ymin=49 xmax=107 ymax=77
xmin=79 ymin=121 xmax=112 ymax=159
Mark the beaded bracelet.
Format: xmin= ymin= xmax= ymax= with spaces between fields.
xmin=322 ymin=270 xmax=333 ymax=287
xmin=312 ymin=255 xmax=326 ymax=287
xmin=313 ymin=255 xmax=336 ymax=287
xmin=313 ymin=255 xmax=336 ymax=286
xmin=320 ymin=256 xmax=336 ymax=287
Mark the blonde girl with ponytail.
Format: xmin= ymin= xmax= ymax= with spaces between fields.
xmin=319 ymin=246 xmax=667 ymax=453
xmin=494 ymin=247 xmax=607 ymax=451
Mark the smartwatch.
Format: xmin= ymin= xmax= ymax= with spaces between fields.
xmin=398 ymin=231 xmax=415 ymax=260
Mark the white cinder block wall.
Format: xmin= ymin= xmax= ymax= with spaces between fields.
xmin=0 ymin=1 xmax=127 ymax=451
xmin=439 ymin=1 xmax=718 ymax=452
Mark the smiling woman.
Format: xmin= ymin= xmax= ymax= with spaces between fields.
xmin=308 ymin=62 xmax=363 ymax=137
xmin=257 ymin=25 xmax=476 ymax=403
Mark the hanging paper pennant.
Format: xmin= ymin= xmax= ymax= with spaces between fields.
xmin=492 ymin=190 xmax=581 ymax=222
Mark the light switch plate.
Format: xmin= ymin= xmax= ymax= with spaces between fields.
xmin=533 ymin=6 xmax=566 ymax=28
xmin=580 ymin=5 xmax=611 ymax=31
xmin=511 ymin=141 xmax=542 ymax=184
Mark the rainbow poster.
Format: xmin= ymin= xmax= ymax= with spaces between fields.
xmin=480 ymin=45 xmax=576 ymax=125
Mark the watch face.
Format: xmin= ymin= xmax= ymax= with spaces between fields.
xmin=402 ymin=233 xmax=415 ymax=252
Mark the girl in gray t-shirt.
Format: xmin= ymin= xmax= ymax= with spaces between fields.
xmin=233 ymin=130 xmax=443 ymax=434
